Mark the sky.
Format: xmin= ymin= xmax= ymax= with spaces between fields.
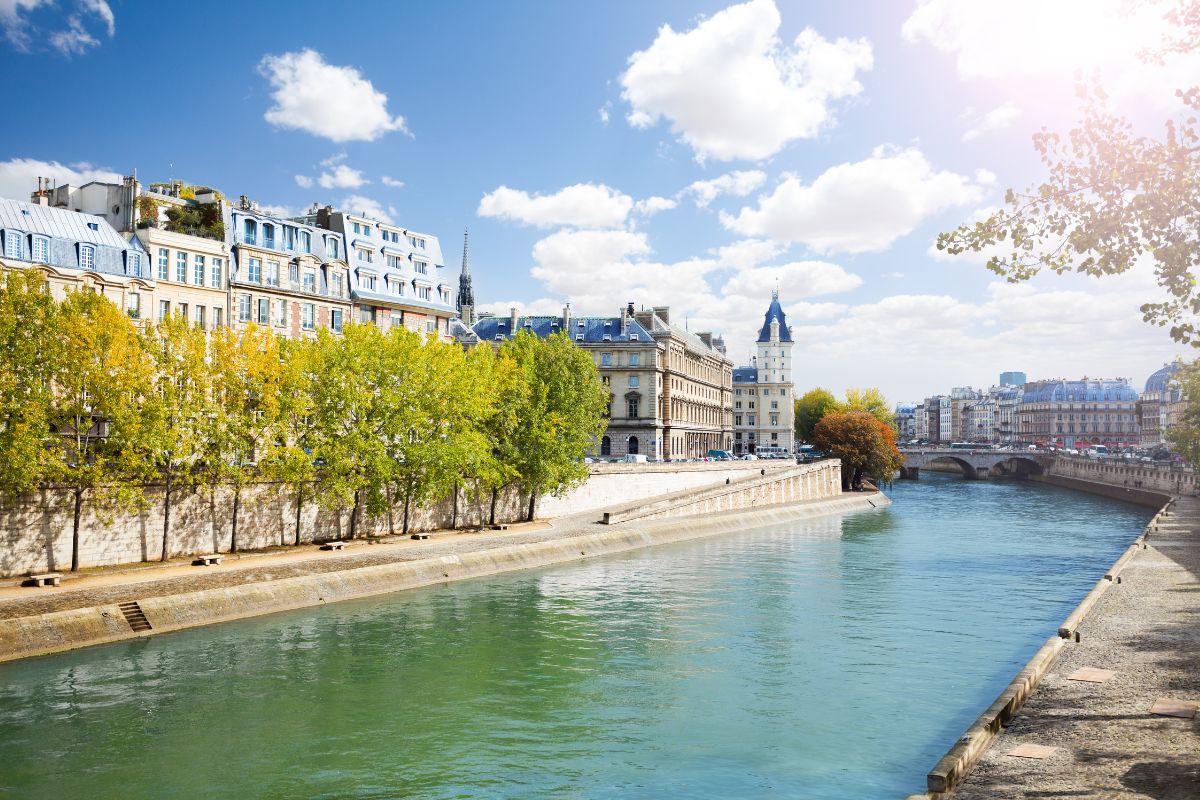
xmin=0 ymin=0 xmax=1193 ymax=401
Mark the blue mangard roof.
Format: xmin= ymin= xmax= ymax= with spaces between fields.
xmin=1144 ymin=363 xmax=1179 ymax=392
xmin=732 ymin=366 xmax=757 ymax=383
xmin=1021 ymin=379 xmax=1138 ymax=404
xmin=472 ymin=314 xmax=654 ymax=344
xmin=0 ymin=199 xmax=148 ymax=279
xmin=757 ymin=293 xmax=792 ymax=342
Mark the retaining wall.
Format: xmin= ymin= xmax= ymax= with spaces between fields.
xmin=1046 ymin=456 xmax=1198 ymax=496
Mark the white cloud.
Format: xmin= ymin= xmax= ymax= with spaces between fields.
xmin=340 ymin=194 xmax=394 ymax=224
xmin=477 ymin=298 xmax=566 ymax=317
xmin=0 ymin=157 xmax=120 ymax=202
xmin=294 ymin=174 xmax=313 ymax=188
xmin=318 ymin=163 xmax=366 ymax=189
xmin=683 ymin=170 xmax=767 ymax=207
xmin=258 ymin=49 xmax=409 ymax=142
xmin=381 ymin=176 xmax=405 ymax=188
xmin=2 ymin=0 xmax=112 ymax=54
xmin=621 ymin=0 xmax=872 ymax=161
xmin=79 ymin=0 xmax=112 ymax=35
xmin=712 ymin=238 xmax=785 ymax=268
xmin=721 ymin=145 xmax=987 ymax=253
xmin=0 ymin=0 xmax=49 ymax=50
xmin=598 ymin=101 xmax=612 ymax=125
xmin=478 ymin=183 xmax=634 ymax=229
xmin=47 ymin=17 xmax=97 ymax=55
xmin=961 ymin=102 xmax=1021 ymax=142
xmin=256 ymin=203 xmax=300 ymax=218
xmin=633 ymin=196 xmax=677 ymax=217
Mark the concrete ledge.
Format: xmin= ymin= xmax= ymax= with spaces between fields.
xmin=0 ymin=492 xmax=886 ymax=663
xmin=1031 ymin=474 xmax=1172 ymax=508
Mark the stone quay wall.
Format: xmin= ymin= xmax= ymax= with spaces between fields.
xmin=1045 ymin=456 xmax=1199 ymax=499
xmin=0 ymin=461 xmax=783 ymax=578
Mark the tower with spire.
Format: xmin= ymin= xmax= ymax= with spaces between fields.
xmin=731 ymin=290 xmax=795 ymax=455
xmin=457 ymin=228 xmax=475 ymax=325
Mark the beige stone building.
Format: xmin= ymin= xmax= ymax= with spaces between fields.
xmin=733 ymin=293 xmax=795 ymax=455
xmin=136 ymin=226 xmax=230 ymax=330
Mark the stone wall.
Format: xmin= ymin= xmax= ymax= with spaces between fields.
xmin=1045 ymin=456 xmax=1199 ymax=497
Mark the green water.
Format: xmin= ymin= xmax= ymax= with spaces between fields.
xmin=0 ymin=473 xmax=1152 ymax=799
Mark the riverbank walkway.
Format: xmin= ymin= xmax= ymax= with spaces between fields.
xmin=944 ymin=496 xmax=1200 ymax=799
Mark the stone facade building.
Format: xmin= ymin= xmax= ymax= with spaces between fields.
xmin=732 ymin=293 xmax=795 ymax=455
xmin=1140 ymin=363 xmax=1183 ymax=448
xmin=1015 ymin=378 xmax=1140 ymax=449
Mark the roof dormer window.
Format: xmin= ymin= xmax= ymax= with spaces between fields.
xmin=31 ymin=235 xmax=48 ymax=263
xmin=4 ymin=231 xmax=22 ymax=259
xmin=79 ymin=244 xmax=95 ymax=271
xmin=86 ymin=222 xmax=99 ymax=231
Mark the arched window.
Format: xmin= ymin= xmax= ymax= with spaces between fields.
xmin=262 ymin=223 xmax=276 ymax=249
xmin=600 ymin=436 xmax=611 ymax=456
xmin=243 ymin=218 xmax=257 ymax=244
xmin=79 ymin=244 xmax=95 ymax=271
xmin=627 ymin=436 xmax=639 ymax=455
xmin=31 ymin=236 xmax=48 ymax=264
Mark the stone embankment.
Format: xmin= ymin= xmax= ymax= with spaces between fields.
xmin=0 ymin=460 xmax=871 ymax=663
xmin=909 ymin=494 xmax=1200 ymax=799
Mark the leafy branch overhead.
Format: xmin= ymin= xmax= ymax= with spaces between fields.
xmin=937 ymin=3 xmax=1200 ymax=344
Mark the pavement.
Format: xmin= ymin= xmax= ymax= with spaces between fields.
xmin=948 ymin=496 xmax=1200 ymax=799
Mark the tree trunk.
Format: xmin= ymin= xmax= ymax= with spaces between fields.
xmin=489 ymin=488 xmax=498 ymax=526
xmin=230 ymin=488 xmax=241 ymax=553
xmin=451 ymin=483 xmax=458 ymax=530
xmin=526 ymin=491 xmax=537 ymax=522
xmin=402 ymin=485 xmax=412 ymax=535
xmin=386 ymin=485 xmax=395 ymax=537
xmin=70 ymin=487 xmax=83 ymax=572
xmin=349 ymin=489 xmax=360 ymax=540
xmin=160 ymin=473 xmax=173 ymax=562
xmin=293 ymin=489 xmax=304 ymax=547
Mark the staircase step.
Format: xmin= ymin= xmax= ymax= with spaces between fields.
xmin=117 ymin=600 xmax=152 ymax=632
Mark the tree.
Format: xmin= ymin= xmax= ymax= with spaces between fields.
xmin=1166 ymin=359 xmax=1200 ymax=463
xmin=0 ymin=271 xmax=60 ymax=502
xmin=937 ymin=5 xmax=1200 ymax=344
xmin=142 ymin=313 xmax=212 ymax=561
xmin=794 ymin=388 xmax=838 ymax=441
xmin=209 ymin=323 xmax=285 ymax=552
xmin=266 ymin=336 xmax=319 ymax=547
xmin=52 ymin=289 xmax=155 ymax=571
xmin=495 ymin=331 xmax=608 ymax=521
xmin=811 ymin=411 xmax=904 ymax=491
xmin=838 ymin=387 xmax=893 ymax=426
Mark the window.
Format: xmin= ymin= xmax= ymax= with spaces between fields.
xmin=357 ymin=248 xmax=373 ymax=263
xmin=770 ymin=414 xmax=779 ymax=426
xmin=303 ymin=271 xmax=316 ymax=293
xmin=748 ymin=415 xmax=756 ymax=425
xmin=331 ymin=272 xmax=343 ymax=297
xmin=284 ymin=225 xmax=296 ymax=250
xmin=418 ymin=286 xmax=431 ymax=300
xmin=426 ymin=319 xmax=437 ymax=333
xmin=276 ymin=299 xmax=287 ymax=327
xmin=735 ymin=415 xmax=743 ymax=426
xmin=386 ymin=254 xmax=402 ymax=268
xmin=267 ymin=260 xmax=280 ymax=287
xmin=363 ymin=275 xmax=377 ymax=291
xmin=4 ymin=231 xmax=21 ymax=259
xmin=158 ymin=300 xmax=170 ymax=321
xmin=262 ymin=223 xmax=275 ymax=249
xmin=196 ymin=305 xmax=206 ymax=330
xmin=257 ymin=298 xmax=269 ymax=324
xmin=601 ymin=353 xmax=612 ymax=366
xmin=735 ymin=401 xmax=742 ymax=409
xmin=127 ymin=292 xmax=141 ymax=320
xmin=158 ymin=248 xmax=169 ymax=279
xmin=394 ymin=280 xmax=405 ymax=296
xmin=361 ymin=305 xmax=376 ymax=324
xmin=771 ymin=401 xmax=778 ymax=410
xmin=178 ymin=302 xmax=188 ymax=320
xmin=326 ymin=237 xmax=340 ymax=260
xmin=80 ymin=244 xmax=95 ymax=270
xmin=213 ymin=307 xmax=223 ymax=328
xmin=629 ymin=375 xmax=639 ymax=389
xmin=128 ymin=252 xmax=141 ymax=277
xmin=247 ymin=257 xmax=261 ymax=284
xmin=243 ymin=218 xmax=257 ymax=245
xmin=331 ymin=309 xmax=343 ymax=333
xmin=194 ymin=254 xmax=205 ymax=285
xmin=210 ymin=258 xmax=223 ymax=288
xmin=627 ymin=399 xmax=639 ymax=418
xmin=439 ymin=289 xmax=449 ymax=304
xmin=629 ymin=353 xmax=640 ymax=366
xmin=408 ymin=235 xmax=425 ymax=249
xmin=176 ymin=251 xmax=187 ymax=282
xmin=239 ymin=294 xmax=251 ymax=322
xmin=289 ymin=263 xmax=299 ymax=285
xmin=601 ymin=436 xmax=611 ymax=456
xmin=300 ymin=231 xmax=311 ymax=253
xmin=302 ymin=303 xmax=315 ymax=330
xmin=414 ymin=260 xmax=428 ymax=274
xmin=31 ymin=236 xmax=48 ymax=263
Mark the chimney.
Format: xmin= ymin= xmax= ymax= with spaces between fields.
xmin=652 ymin=306 xmax=670 ymax=325
xmin=239 ymin=195 xmax=252 ymax=211
xmin=619 ymin=305 xmax=627 ymax=335
xmin=563 ymin=302 xmax=572 ymax=329
xmin=510 ymin=306 xmax=519 ymax=333
xmin=698 ymin=332 xmax=713 ymax=348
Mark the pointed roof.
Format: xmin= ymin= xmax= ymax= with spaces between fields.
xmin=756 ymin=290 xmax=792 ymax=342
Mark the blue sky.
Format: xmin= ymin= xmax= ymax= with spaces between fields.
xmin=0 ymin=0 xmax=1190 ymax=400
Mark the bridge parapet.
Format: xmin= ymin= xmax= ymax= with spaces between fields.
xmin=899 ymin=449 xmax=1051 ymax=480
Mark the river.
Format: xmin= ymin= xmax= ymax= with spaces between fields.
xmin=0 ymin=473 xmax=1154 ymax=799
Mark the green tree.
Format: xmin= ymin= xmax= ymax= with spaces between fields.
xmin=811 ymin=410 xmax=904 ymax=491
xmin=52 ymin=289 xmax=155 ymax=571
xmin=142 ymin=313 xmax=212 ymax=561
xmin=0 ymin=271 xmax=60 ymax=502
xmin=495 ymin=331 xmax=608 ymax=521
xmin=937 ymin=6 xmax=1200 ymax=344
xmin=838 ymin=387 xmax=893 ymax=426
xmin=1166 ymin=359 xmax=1200 ymax=463
xmin=209 ymin=323 xmax=285 ymax=552
xmin=794 ymin=388 xmax=838 ymax=441
xmin=266 ymin=336 xmax=319 ymax=547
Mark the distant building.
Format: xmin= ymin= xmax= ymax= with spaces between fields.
xmin=1140 ymin=363 xmax=1184 ymax=448
xmin=1015 ymin=378 xmax=1139 ymax=448
xmin=1000 ymin=371 xmax=1027 ymax=387
xmin=0 ymin=198 xmax=150 ymax=317
xmin=732 ymin=292 xmax=795 ymax=455
xmin=894 ymin=403 xmax=917 ymax=442
xmin=962 ymin=395 xmax=997 ymax=442
xmin=913 ymin=402 xmax=928 ymax=441
xmin=993 ymin=385 xmax=1023 ymax=445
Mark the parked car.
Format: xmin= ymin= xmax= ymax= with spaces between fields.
xmin=623 ymin=454 xmax=648 ymax=464
xmin=742 ymin=454 xmax=758 ymax=461
xmin=707 ymin=449 xmax=735 ymax=461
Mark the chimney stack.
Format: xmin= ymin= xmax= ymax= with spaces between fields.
xmin=510 ymin=306 xmax=519 ymax=333
xmin=563 ymin=302 xmax=572 ymax=330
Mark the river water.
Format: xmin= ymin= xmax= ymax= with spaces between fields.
xmin=0 ymin=473 xmax=1153 ymax=799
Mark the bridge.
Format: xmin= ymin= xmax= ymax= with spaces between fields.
xmin=899 ymin=449 xmax=1052 ymax=480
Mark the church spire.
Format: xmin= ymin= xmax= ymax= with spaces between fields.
xmin=457 ymin=228 xmax=475 ymax=324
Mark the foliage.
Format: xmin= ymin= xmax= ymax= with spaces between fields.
xmin=1166 ymin=359 xmax=1200 ymax=463
xmin=837 ymin=387 xmax=893 ymax=426
xmin=135 ymin=195 xmax=160 ymax=228
xmin=794 ymin=388 xmax=838 ymax=441
xmin=265 ymin=336 xmax=319 ymax=546
xmin=811 ymin=411 xmax=904 ymax=490
xmin=936 ymin=5 xmax=1200 ymax=344
xmin=0 ymin=271 xmax=60 ymax=500
xmin=52 ymin=288 xmax=155 ymax=570
xmin=164 ymin=202 xmax=225 ymax=241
